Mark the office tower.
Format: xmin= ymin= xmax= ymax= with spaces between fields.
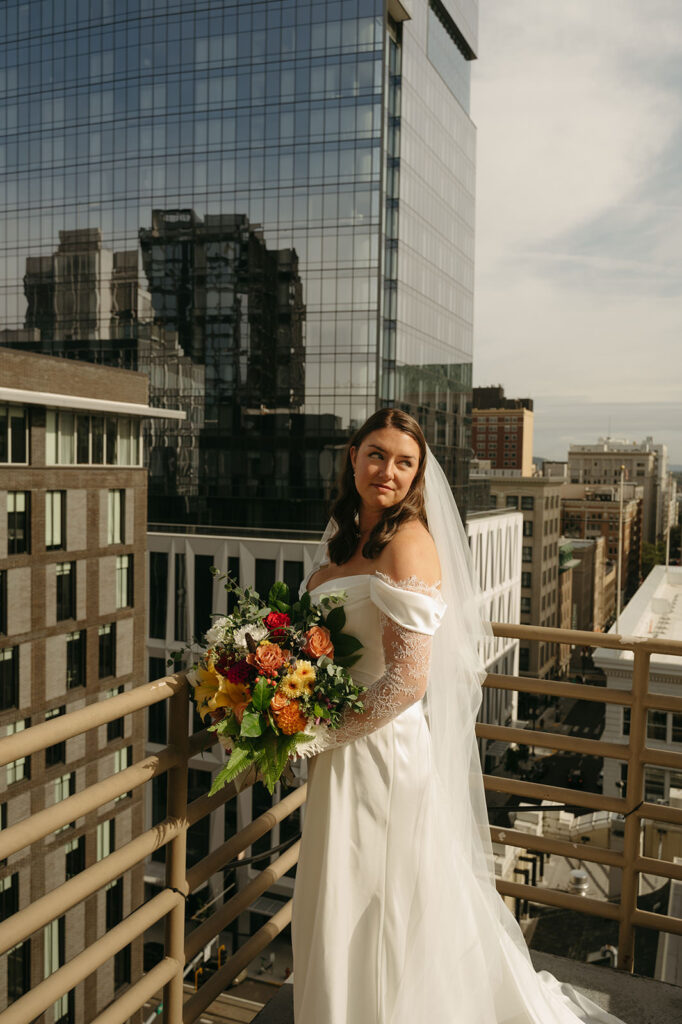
xmin=472 ymin=386 xmax=534 ymax=476
xmin=0 ymin=346 xmax=183 ymax=1018
xmin=0 ymin=0 xmax=480 ymax=527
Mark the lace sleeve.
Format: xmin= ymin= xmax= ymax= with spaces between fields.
xmin=297 ymin=610 xmax=433 ymax=756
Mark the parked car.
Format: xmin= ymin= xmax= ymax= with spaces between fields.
xmin=567 ymin=768 xmax=585 ymax=789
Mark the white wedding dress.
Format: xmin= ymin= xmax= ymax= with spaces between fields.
xmin=291 ymin=570 xmax=627 ymax=1024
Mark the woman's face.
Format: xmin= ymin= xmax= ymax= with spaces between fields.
xmin=350 ymin=427 xmax=421 ymax=514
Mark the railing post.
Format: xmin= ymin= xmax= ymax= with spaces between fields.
xmin=617 ymin=646 xmax=649 ymax=972
xmin=163 ymin=675 xmax=190 ymax=1022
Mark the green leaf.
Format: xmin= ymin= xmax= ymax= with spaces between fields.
xmin=252 ymin=677 xmax=275 ymax=713
xmin=240 ymin=711 xmax=264 ymax=737
xmin=324 ymin=606 xmax=346 ymax=633
xmin=208 ymin=746 xmax=254 ymax=796
xmin=335 ymin=652 xmax=363 ymax=669
xmin=332 ymin=633 xmax=363 ymax=657
xmin=216 ymin=712 xmax=240 ymax=737
xmin=313 ymin=703 xmax=326 ymax=718
xmin=268 ymin=581 xmax=291 ymax=609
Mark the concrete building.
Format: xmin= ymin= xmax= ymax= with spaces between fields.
xmin=472 ymin=386 xmax=534 ymax=476
xmin=0 ymin=348 xmax=183 ymax=1020
xmin=561 ymin=483 xmax=643 ymax=605
xmin=558 ymin=541 xmax=580 ymax=676
xmin=479 ymin=477 xmax=562 ymax=686
xmin=595 ymin=565 xmax=682 ymax=804
xmin=568 ymin=438 xmax=677 ymax=546
xmin=564 ymin=536 xmax=607 ymax=634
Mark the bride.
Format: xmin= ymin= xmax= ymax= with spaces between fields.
xmin=291 ymin=408 xmax=626 ymax=1024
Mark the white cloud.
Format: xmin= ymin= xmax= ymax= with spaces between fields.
xmin=471 ymin=2 xmax=682 ymax=461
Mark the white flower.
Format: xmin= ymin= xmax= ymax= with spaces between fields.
xmin=205 ymin=616 xmax=230 ymax=646
xmin=294 ymin=722 xmax=330 ymax=759
xmin=232 ymin=622 xmax=267 ymax=650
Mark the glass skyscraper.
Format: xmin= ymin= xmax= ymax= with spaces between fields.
xmin=0 ymin=0 xmax=479 ymax=527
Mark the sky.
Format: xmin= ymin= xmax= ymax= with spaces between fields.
xmin=471 ymin=1 xmax=682 ymax=465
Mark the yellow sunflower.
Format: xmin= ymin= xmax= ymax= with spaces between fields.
xmin=279 ymin=659 xmax=316 ymax=699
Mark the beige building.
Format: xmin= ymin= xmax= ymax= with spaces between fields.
xmin=485 ymin=477 xmax=562 ymax=685
xmin=472 ymin=387 xmax=534 ymax=476
xmin=564 ymin=536 xmax=608 ymax=633
xmin=568 ymin=437 xmax=676 ymax=545
xmin=0 ymin=348 xmax=183 ymax=1022
xmin=561 ymin=483 xmax=643 ymax=604
xmin=557 ymin=543 xmax=579 ymax=676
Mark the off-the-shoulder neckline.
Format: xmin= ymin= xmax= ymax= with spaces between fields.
xmin=306 ymin=570 xmax=442 ymax=599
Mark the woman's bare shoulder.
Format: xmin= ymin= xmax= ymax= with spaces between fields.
xmin=380 ymin=520 xmax=441 ymax=585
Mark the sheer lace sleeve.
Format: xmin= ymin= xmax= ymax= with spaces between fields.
xmin=297 ymin=575 xmax=444 ymax=756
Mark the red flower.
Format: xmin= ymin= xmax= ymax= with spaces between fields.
xmin=226 ymin=660 xmax=253 ymax=686
xmin=264 ymin=611 xmax=291 ymax=641
xmin=214 ymin=651 xmax=235 ymax=675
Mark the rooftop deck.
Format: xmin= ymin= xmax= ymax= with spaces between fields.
xmin=1 ymin=621 xmax=681 ymax=1023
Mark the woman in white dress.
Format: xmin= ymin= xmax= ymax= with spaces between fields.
xmin=292 ymin=408 xmax=627 ymax=1024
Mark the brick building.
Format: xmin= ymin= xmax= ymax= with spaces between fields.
xmin=472 ymin=386 xmax=534 ymax=476
xmin=0 ymin=348 xmax=183 ymax=1021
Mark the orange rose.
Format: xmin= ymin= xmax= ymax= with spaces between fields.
xmin=270 ymin=691 xmax=290 ymax=713
xmin=247 ymin=643 xmax=290 ymax=677
xmin=302 ymin=625 xmax=334 ymax=659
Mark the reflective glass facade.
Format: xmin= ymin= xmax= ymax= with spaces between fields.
xmin=0 ymin=0 xmax=478 ymax=527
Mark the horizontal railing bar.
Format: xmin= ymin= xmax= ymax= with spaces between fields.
xmin=188 ymin=727 xmax=217 ymax=757
xmin=483 ymin=774 xmax=627 ymax=814
xmin=641 ymin=746 xmax=682 ymax=770
xmin=644 ymin=692 xmax=682 ymax=713
xmin=495 ymin=879 xmax=621 ymax=921
xmin=185 ymin=840 xmax=300 ymax=962
xmin=0 ymin=817 xmax=186 ymax=956
xmin=182 ymin=900 xmax=293 ymax=1024
xmin=483 ymin=672 xmax=632 ymax=706
xmin=0 ymin=890 xmax=182 ymax=1024
xmin=635 ymin=855 xmax=682 ymax=883
xmin=0 ymin=748 xmax=179 ymax=862
xmin=490 ymin=622 xmax=682 ymax=656
xmin=186 ymin=781 xmax=240 ymax=830
xmin=91 ymin=957 xmax=179 ymax=1024
xmin=489 ymin=826 xmax=625 ymax=868
xmin=476 ymin=723 xmax=629 ymax=760
xmin=186 ymin=783 xmax=307 ymax=893
xmin=637 ymin=801 xmax=682 ymax=827
xmin=0 ymin=676 xmax=183 ymax=768
xmin=631 ymin=908 xmax=682 ymax=937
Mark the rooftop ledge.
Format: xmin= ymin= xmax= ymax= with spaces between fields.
xmin=250 ymin=953 xmax=682 ymax=1024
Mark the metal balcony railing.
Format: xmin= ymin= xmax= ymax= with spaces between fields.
xmin=0 ymin=623 xmax=681 ymax=1022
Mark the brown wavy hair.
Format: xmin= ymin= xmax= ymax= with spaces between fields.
xmin=327 ymin=408 xmax=428 ymax=565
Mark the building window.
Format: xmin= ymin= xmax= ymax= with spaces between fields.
xmin=66 ymin=630 xmax=86 ymax=688
xmin=45 ymin=706 xmax=66 ymax=767
xmin=521 ymin=496 xmax=534 ymax=510
xmin=115 ymin=945 xmax=131 ymax=990
xmin=0 ymin=872 xmax=19 ymax=920
xmin=644 ymin=767 xmax=665 ymax=802
xmin=7 ymin=937 xmax=31 ymax=1004
xmin=521 ymin=572 xmax=531 ymax=588
xmin=56 ymin=562 xmax=76 ymax=621
xmin=6 ymin=719 xmax=30 ymax=784
xmin=149 ymin=552 xmax=168 ymax=639
xmin=523 ymin=521 xmax=533 ymax=537
xmin=647 ymin=711 xmax=667 ymax=742
xmin=194 ymin=554 xmax=215 ymax=640
xmin=522 ymin=546 xmax=532 ymax=563
xmin=92 ymin=416 xmax=104 ymax=464
xmin=283 ymin=560 xmax=304 ymax=597
xmin=97 ymin=819 xmax=115 ymax=861
xmin=116 ymin=555 xmax=133 ymax=609
xmin=148 ymin=658 xmax=168 ymax=744
xmin=65 ymin=835 xmax=85 ymax=879
xmin=106 ymin=878 xmax=123 ymax=930
xmin=0 ymin=405 xmax=28 ymax=465
xmin=45 ymin=491 xmax=66 ymax=550
xmin=0 ymin=646 xmax=19 ymax=709
xmin=519 ymin=647 xmax=530 ymax=672
xmin=114 ymin=746 xmax=133 ymax=801
xmin=520 ymin=597 xmax=531 ymax=614
xmin=255 ymin=558 xmax=276 ymax=599
xmin=107 ymin=490 xmax=125 ymax=545
xmin=44 ymin=916 xmax=68 ymax=1024
xmin=506 ymin=496 xmax=519 ymax=509
xmin=0 ymin=570 xmax=6 ymax=635
xmin=174 ymin=553 xmax=187 ymax=641
xmin=98 ymin=623 xmax=116 ymax=678
xmin=8 ymin=492 xmax=30 ymax=555
xmin=53 ymin=772 xmax=76 ymax=834
xmin=672 ymin=714 xmax=682 ymax=744
xmin=151 ymin=772 xmax=168 ymax=863
xmin=106 ymin=686 xmax=125 ymax=740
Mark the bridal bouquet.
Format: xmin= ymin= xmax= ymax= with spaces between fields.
xmin=188 ymin=572 xmax=364 ymax=795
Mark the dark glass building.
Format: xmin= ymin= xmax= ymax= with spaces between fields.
xmin=0 ymin=0 xmax=479 ymax=527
